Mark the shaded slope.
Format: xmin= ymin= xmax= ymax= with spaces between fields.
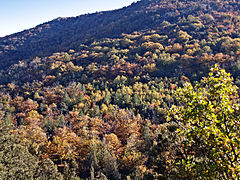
xmin=1 ymin=0 xmax=240 ymax=69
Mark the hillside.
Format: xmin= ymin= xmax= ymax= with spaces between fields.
xmin=1 ymin=0 xmax=240 ymax=69
xmin=1 ymin=0 xmax=240 ymax=179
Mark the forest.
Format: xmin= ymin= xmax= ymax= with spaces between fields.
xmin=1 ymin=0 xmax=240 ymax=179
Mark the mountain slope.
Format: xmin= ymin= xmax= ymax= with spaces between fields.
xmin=1 ymin=0 xmax=240 ymax=69
xmin=1 ymin=0 xmax=240 ymax=179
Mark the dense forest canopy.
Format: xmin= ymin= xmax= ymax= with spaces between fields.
xmin=1 ymin=0 xmax=240 ymax=179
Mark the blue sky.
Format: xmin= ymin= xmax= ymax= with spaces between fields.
xmin=0 ymin=0 xmax=138 ymax=37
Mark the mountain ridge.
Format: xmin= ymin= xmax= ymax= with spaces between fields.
xmin=2 ymin=0 xmax=239 ymax=69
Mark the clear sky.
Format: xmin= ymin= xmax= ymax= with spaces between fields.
xmin=0 ymin=0 xmax=138 ymax=37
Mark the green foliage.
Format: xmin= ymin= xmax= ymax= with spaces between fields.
xmin=168 ymin=65 xmax=240 ymax=178
xmin=0 ymin=122 xmax=37 ymax=179
xmin=35 ymin=159 xmax=64 ymax=180
xmin=2 ymin=0 xmax=240 ymax=179
xmin=0 ymin=121 xmax=63 ymax=179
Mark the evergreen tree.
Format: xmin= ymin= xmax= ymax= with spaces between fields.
xmin=0 ymin=121 xmax=63 ymax=179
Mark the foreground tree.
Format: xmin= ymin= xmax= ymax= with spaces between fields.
xmin=0 ymin=121 xmax=39 ymax=179
xmin=168 ymin=65 xmax=240 ymax=179
xmin=0 ymin=121 xmax=63 ymax=179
